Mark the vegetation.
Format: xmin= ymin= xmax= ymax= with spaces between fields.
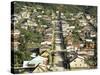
xmin=84 ymin=56 xmax=97 ymax=68
xmin=12 ymin=1 xmax=97 ymax=68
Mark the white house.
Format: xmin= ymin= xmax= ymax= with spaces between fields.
xmin=30 ymin=53 xmax=37 ymax=58
xmin=70 ymin=56 xmax=89 ymax=69
xmin=13 ymin=29 xmax=20 ymax=38
xmin=23 ymin=56 xmax=48 ymax=68
xmin=28 ymin=56 xmax=48 ymax=66
xmin=12 ymin=42 xmax=20 ymax=51
xmin=23 ymin=61 xmax=30 ymax=68
xmin=85 ymin=39 xmax=92 ymax=42
xmin=41 ymin=41 xmax=52 ymax=45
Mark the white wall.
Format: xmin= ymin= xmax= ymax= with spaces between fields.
xmin=70 ymin=57 xmax=88 ymax=68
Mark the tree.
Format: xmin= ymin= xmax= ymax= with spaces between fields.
xmin=84 ymin=56 xmax=97 ymax=68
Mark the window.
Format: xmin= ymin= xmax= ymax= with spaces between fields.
xmin=81 ymin=59 xmax=83 ymax=62
xmin=75 ymin=64 xmax=77 ymax=67
xmin=74 ymin=60 xmax=76 ymax=62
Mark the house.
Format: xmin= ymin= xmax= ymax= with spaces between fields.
xmin=23 ymin=61 xmax=30 ymax=68
xmin=86 ymin=39 xmax=92 ymax=42
xmin=21 ymin=22 xmax=28 ymax=30
xmin=66 ymin=45 xmax=74 ymax=52
xmin=30 ymin=53 xmax=37 ymax=58
xmin=21 ymin=11 xmax=30 ymax=18
xmin=37 ymin=15 xmax=42 ymax=18
xmin=40 ymin=45 xmax=51 ymax=53
xmin=41 ymin=25 xmax=48 ymax=28
xmin=23 ymin=55 xmax=48 ymax=68
xmin=86 ymin=14 xmax=91 ymax=20
xmin=12 ymin=42 xmax=20 ymax=51
xmin=90 ymin=31 xmax=96 ymax=38
xmin=33 ymin=64 xmax=48 ymax=72
xmin=28 ymin=48 xmax=40 ymax=56
xmin=41 ymin=51 xmax=49 ymax=57
xmin=67 ymin=38 xmax=73 ymax=45
xmin=28 ymin=56 xmax=48 ymax=67
xmin=69 ymin=26 xmax=75 ymax=29
xmin=11 ymin=15 xmax=18 ymax=25
xmin=11 ymin=29 xmax=20 ymax=51
xmin=41 ymin=41 xmax=52 ymax=45
xmin=11 ymin=29 xmax=20 ymax=39
xmin=77 ymin=48 xmax=94 ymax=56
xmin=34 ymin=9 xmax=37 ymax=12
xmin=70 ymin=56 xmax=89 ymax=69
